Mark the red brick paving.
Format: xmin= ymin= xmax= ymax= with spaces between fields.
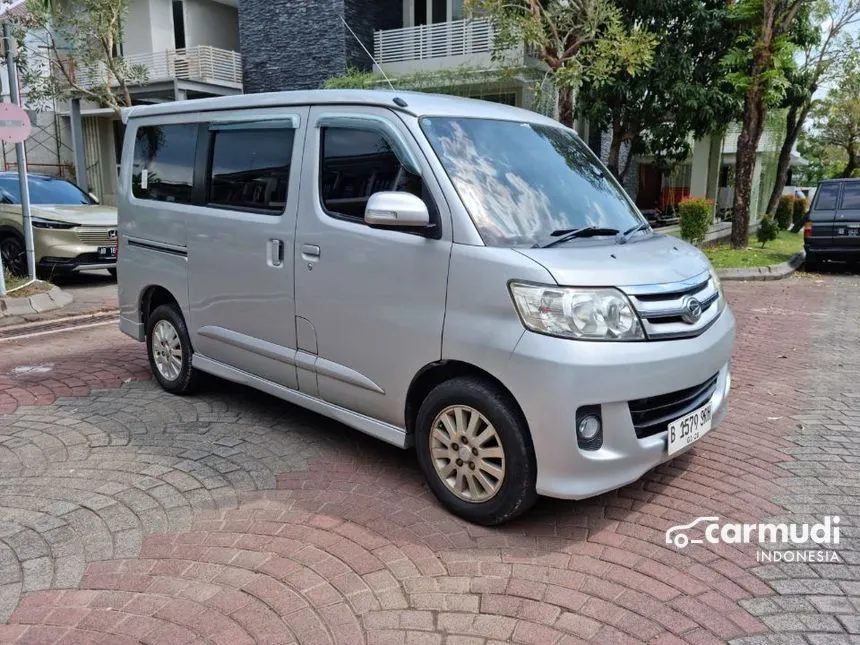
xmin=0 ymin=275 xmax=835 ymax=643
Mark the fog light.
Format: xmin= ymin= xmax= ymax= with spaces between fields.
xmin=578 ymin=415 xmax=600 ymax=440
xmin=576 ymin=405 xmax=603 ymax=450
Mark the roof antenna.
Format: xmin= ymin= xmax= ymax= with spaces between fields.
xmin=339 ymin=14 xmax=396 ymax=92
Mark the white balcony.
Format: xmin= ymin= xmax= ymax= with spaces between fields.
xmin=373 ymin=18 xmax=523 ymax=75
xmin=75 ymin=45 xmax=243 ymax=91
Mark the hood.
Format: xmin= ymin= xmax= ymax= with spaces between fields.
xmin=515 ymin=233 xmax=711 ymax=287
xmin=33 ymin=204 xmax=118 ymax=228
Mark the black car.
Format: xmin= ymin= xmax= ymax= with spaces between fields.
xmin=804 ymin=178 xmax=860 ymax=269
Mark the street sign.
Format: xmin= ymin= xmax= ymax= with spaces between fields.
xmin=0 ymin=102 xmax=30 ymax=144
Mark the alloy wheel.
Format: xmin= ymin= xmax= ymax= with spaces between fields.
xmin=151 ymin=319 xmax=183 ymax=381
xmin=429 ymin=405 xmax=506 ymax=503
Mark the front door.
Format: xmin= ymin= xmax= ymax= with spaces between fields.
xmin=294 ymin=106 xmax=452 ymax=428
xmin=187 ymin=108 xmax=309 ymax=388
xmin=808 ymin=181 xmax=840 ymax=248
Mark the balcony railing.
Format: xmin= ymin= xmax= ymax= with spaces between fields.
xmin=374 ymin=18 xmax=496 ymax=64
xmin=75 ymin=46 xmax=243 ymax=90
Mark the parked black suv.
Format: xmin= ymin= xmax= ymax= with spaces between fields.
xmin=804 ymin=178 xmax=860 ymax=268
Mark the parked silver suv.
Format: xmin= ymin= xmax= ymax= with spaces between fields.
xmin=117 ymin=90 xmax=735 ymax=524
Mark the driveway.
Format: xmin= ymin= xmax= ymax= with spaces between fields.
xmin=0 ymin=274 xmax=857 ymax=645
xmin=0 ymin=271 xmax=117 ymax=328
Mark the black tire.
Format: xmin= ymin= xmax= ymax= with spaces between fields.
xmin=804 ymin=254 xmax=820 ymax=272
xmin=108 ymin=268 xmax=117 ymax=279
xmin=146 ymin=304 xmax=201 ymax=395
xmin=415 ymin=376 xmax=538 ymax=525
xmin=0 ymin=233 xmax=26 ymax=277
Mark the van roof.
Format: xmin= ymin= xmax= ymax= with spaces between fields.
xmin=121 ymin=89 xmax=563 ymax=128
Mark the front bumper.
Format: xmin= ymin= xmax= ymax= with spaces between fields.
xmin=505 ymin=306 xmax=736 ymax=500
xmin=35 ymin=228 xmax=117 ymax=273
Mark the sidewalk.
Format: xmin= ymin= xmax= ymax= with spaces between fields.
xmin=0 ymin=273 xmax=118 ymax=328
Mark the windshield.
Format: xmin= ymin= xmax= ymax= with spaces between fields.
xmin=0 ymin=175 xmax=94 ymax=206
xmin=420 ymin=117 xmax=643 ymax=247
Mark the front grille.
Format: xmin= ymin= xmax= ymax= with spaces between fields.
xmin=623 ymin=270 xmax=722 ymax=340
xmin=629 ymin=373 xmax=718 ymax=439
xmin=76 ymin=228 xmax=115 ymax=246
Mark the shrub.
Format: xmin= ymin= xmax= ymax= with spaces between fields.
xmin=793 ymin=197 xmax=808 ymax=227
xmin=678 ymin=197 xmax=713 ymax=246
xmin=757 ymin=216 xmax=779 ymax=247
xmin=775 ymin=196 xmax=794 ymax=229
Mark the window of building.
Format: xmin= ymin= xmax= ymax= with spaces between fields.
xmin=132 ymin=124 xmax=197 ymax=203
xmin=815 ymin=182 xmax=840 ymax=210
xmin=208 ymin=126 xmax=295 ymax=214
xmin=173 ymin=1 xmax=186 ymax=50
xmin=841 ymin=183 xmax=860 ymax=210
xmin=320 ymin=127 xmax=423 ymax=221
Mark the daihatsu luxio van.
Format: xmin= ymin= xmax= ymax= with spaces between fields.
xmin=117 ymin=90 xmax=735 ymax=525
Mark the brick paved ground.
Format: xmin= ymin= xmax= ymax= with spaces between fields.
xmin=0 ymin=273 xmax=856 ymax=644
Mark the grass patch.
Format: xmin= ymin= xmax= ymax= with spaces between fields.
xmin=2 ymin=269 xmax=51 ymax=298
xmin=703 ymin=230 xmax=803 ymax=269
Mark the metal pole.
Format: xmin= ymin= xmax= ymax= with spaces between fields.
xmin=3 ymin=21 xmax=35 ymax=281
xmin=69 ymin=97 xmax=87 ymax=191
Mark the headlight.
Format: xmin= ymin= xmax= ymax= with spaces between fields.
xmin=509 ymin=282 xmax=645 ymax=341
xmin=30 ymin=216 xmax=77 ymax=230
xmin=710 ymin=269 xmax=726 ymax=313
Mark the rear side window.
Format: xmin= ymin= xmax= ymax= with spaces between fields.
xmin=815 ymin=183 xmax=840 ymax=210
xmin=132 ymin=124 xmax=197 ymax=203
xmin=840 ymin=183 xmax=860 ymax=210
xmin=320 ymin=126 xmax=422 ymax=220
xmin=208 ymin=125 xmax=295 ymax=214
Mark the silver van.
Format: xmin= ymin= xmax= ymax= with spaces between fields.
xmin=117 ymin=90 xmax=735 ymax=525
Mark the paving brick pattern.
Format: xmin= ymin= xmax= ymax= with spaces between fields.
xmin=0 ymin=274 xmax=855 ymax=644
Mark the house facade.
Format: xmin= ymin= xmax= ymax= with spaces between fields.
xmin=1 ymin=0 xmax=243 ymax=205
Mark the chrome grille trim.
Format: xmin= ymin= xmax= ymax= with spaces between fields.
xmin=622 ymin=270 xmax=724 ymax=340
xmin=75 ymin=228 xmax=115 ymax=246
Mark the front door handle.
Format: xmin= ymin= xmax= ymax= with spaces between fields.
xmin=301 ymin=244 xmax=321 ymax=259
xmin=268 ymin=239 xmax=284 ymax=267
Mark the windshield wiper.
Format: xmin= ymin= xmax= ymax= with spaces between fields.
xmin=617 ymin=221 xmax=649 ymax=245
xmin=534 ymin=226 xmax=620 ymax=249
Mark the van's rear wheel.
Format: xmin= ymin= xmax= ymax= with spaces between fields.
xmin=415 ymin=377 xmax=537 ymax=525
xmin=146 ymin=304 xmax=200 ymax=395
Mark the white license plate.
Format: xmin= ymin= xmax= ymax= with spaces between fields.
xmin=667 ymin=403 xmax=712 ymax=456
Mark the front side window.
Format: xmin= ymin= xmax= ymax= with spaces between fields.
xmin=208 ymin=126 xmax=295 ymax=214
xmin=0 ymin=176 xmax=93 ymax=205
xmin=132 ymin=124 xmax=197 ymax=204
xmin=320 ymin=126 xmax=422 ymax=220
xmin=840 ymin=183 xmax=860 ymax=210
xmin=420 ymin=117 xmax=643 ymax=247
xmin=815 ymin=183 xmax=840 ymax=210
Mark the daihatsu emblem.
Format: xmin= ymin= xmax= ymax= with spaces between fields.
xmin=681 ymin=296 xmax=702 ymax=324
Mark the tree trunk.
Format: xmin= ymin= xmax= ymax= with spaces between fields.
xmin=844 ymin=142 xmax=858 ymax=178
xmin=731 ymin=86 xmax=767 ymax=249
xmin=765 ymin=101 xmax=812 ymax=216
xmin=557 ymin=86 xmax=575 ymax=128
xmin=606 ymin=124 xmax=623 ymax=178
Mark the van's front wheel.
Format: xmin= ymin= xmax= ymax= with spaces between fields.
xmin=415 ymin=377 xmax=537 ymax=525
xmin=146 ymin=304 xmax=200 ymax=395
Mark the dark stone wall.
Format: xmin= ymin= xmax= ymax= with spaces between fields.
xmin=239 ymin=0 xmax=402 ymax=94
xmin=343 ymin=0 xmax=401 ymax=71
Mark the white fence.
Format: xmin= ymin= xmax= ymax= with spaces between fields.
xmin=76 ymin=46 xmax=243 ymax=89
xmin=373 ymin=18 xmax=496 ymax=64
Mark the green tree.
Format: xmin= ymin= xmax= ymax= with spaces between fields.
xmin=15 ymin=0 xmax=147 ymax=113
xmin=722 ymin=0 xmax=812 ymax=249
xmin=466 ymin=0 xmax=656 ymax=127
xmin=809 ymin=51 xmax=860 ymax=177
xmin=764 ymin=1 xmax=860 ymax=216
xmin=796 ymin=125 xmax=848 ymax=182
xmin=578 ymin=0 xmax=740 ymax=180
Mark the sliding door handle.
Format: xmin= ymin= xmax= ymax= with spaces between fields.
xmin=268 ymin=239 xmax=284 ymax=267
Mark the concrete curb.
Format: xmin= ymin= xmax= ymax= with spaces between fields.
xmin=716 ymin=251 xmax=805 ymax=281
xmin=0 ymin=285 xmax=73 ymax=317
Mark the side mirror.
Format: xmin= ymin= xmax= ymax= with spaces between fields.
xmin=364 ymin=191 xmax=430 ymax=228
